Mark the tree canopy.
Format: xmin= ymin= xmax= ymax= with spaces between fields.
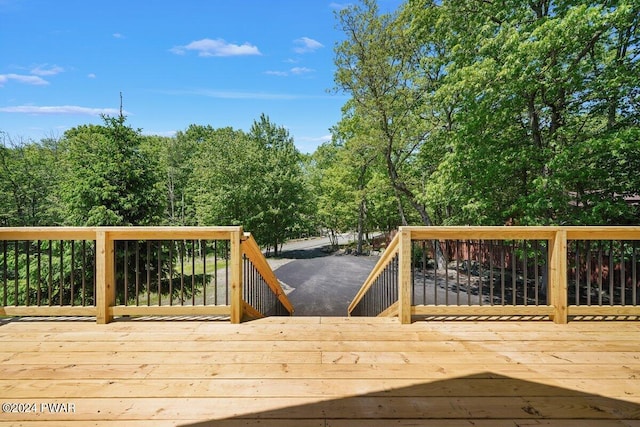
xmin=1 ymin=0 xmax=638 ymax=242
xmin=333 ymin=0 xmax=640 ymax=227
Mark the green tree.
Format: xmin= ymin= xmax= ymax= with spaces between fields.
xmin=186 ymin=125 xmax=260 ymax=227
xmin=334 ymin=0 xmax=446 ymax=229
xmin=307 ymin=141 xmax=347 ymax=248
xmin=334 ymin=0 xmax=448 ymax=265
xmin=0 ymin=133 xmax=62 ymax=226
xmin=403 ymin=0 xmax=640 ymax=225
xmin=249 ymin=114 xmax=308 ymax=255
xmin=186 ymin=118 xmax=309 ymax=254
xmin=60 ymin=115 xmax=165 ymax=226
xmin=140 ymin=134 xmax=196 ymax=225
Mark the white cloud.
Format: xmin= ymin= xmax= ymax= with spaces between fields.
xmin=113 ymin=33 xmax=125 ymax=39
xmin=290 ymin=67 xmax=314 ymax=75
xmin=0 ymin=73 xmax=49 ymax=87
xmin=293 ymin=37 xmax=324 ymax=54
xmin=265 ymin=67 xmax=315 ymax=77
xmin=171 ymin=38 xmax=261 ymax=57
xmin=87 ymin=73 xmax=97 ymax=79
xmin=30 ymin=64 xmax=64 ymax=76
xmin=0 ymin=105 xmax=125 ymax=116
xmin=299 ymin=134 xmax=332 ymax=143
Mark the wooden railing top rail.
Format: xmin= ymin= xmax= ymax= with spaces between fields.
xmin=349 ymin=226 xmax=640 ymax=323
xmin=0 ymin=226 xmax=243 ymax=241
xmin=0 ymin=227 xmax=98 ymax=240
xmin=348 ymin=231 xmax=400 ymax=315
xmin=241 ymin=233 xmax=294 ymax=315
xmin=563 ymin=226 xmax=640 ymax=240
xmin=0 ymin=226 xmax=294 ymax=323
xmin=402 ymin=226 xmax=640 ymax=240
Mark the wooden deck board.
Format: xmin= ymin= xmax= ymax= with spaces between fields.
xmin=1 ymin=317 xmax=639 ymax=426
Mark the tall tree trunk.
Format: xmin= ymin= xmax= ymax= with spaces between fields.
xmin=357 ymin=198 xmax=366 ymax=255
xmin=356 ymin=164 xmax=368 ymax=255
xmin=385 ymin=147 xmax=447 ymax=269
xmin=395 ymin=190 xmax=408 ymax=226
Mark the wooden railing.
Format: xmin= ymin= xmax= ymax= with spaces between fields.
xmin=348 ymin=231 xmax=401 ymax=317
xmin=349 ymin=226 xmax=640 ymax=324
xmin=241 ymin=232 xmax=294 ymax=319
xmin=0 ymin=227 xmax=293 ymax=324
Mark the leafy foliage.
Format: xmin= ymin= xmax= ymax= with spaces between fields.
xmin=333 ymin=0 xmax=640 ymax=226
xmin=2 ymin=0 xmax=638 ymax=239
xmin=60 ymin=115 xmax=165 ymax=226
xmin=0 ymin=133 xmax=62 ymax=226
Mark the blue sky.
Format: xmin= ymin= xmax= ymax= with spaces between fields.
xmin=0 ymin=0 xmax=403 ymax=153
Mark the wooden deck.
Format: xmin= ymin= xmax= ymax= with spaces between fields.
xmin=1 ymin=316 xmax=640 ymax=426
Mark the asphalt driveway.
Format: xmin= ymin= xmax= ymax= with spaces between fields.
xmin=272 ymin=239 xmax=379 ymax=316
xmin=270 ymin=235 xmax=481 ymax=316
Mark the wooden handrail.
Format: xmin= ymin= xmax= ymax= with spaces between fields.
xmin=347 ymin=232 xmax=400 ymax=315
xmin=241 ymin=233 xmax=294 ymax=315
xmin=4 ymin=226 xmax=640 ymax=324
xmin=0 ymin=226 xmax=251 ymax=324
xmin=404 ymin=226 xmax=559 ymax=240
xmin=0 ymin=227 xmax=98 ymax=241
xmin=0 ymin=226 xmax=243 ymax=241
xmin=348 ymin=226 xmax=640 ymax=324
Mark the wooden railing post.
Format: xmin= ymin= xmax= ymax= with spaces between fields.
xmin=550 ymin=229 xmax=568 ymax=324
xmin=96 ymin=230 xmax=115 ymax=324
xmin=398 ymin=227 xmax=412 ymax=324
xmin=230 ymin=227 xmax=244 ymax=324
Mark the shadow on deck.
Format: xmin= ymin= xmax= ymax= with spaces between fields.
xmin=182 ymin=372 xmax=640 ymax=426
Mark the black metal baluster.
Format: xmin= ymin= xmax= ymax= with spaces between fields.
xmin=135 ymin=241 xmax=140 ymax=306
xmin=421 ymin=241 xmax=426 ymax=306
xmin=93 ymin=240 xmax=97 ymax=306
xmin=14 ymin=241 xmax=19 ymax=306
xmin=633 ymin=241 xmax=638 ymax=306
xmin=489 ymin=240 xmax=494 ymax=306
xmin=467 ymin=240 xmax=472 ymax=306
xmin=214 ymin=240 xmax=218 ymax=305
xmin=168 ymin=241 xmax=173 ymax=306
xmin=534 ymin=240 xmax=539 ymax=306
xmin=500 ymin=242 xmax=506 ymax=306
xmin=511 ymin=241 xmax=517 ymax=306
xmin=146 ymin=241 xmax=152 ymax=306
xmin=202 ymin=240 xmax=206 ymax=305
xmin=621 ymin=241 xmax=626 ymax=306
xmin=456 ymin=240 xmax=460 ymax=306
xmin=36 ymin=240 xmax=41 ymax=306
xmin=2 ymin=240 xmax=7 ymax=307
xmin=70 ymin=241 xmax=75 ymax=306
xmin=123 ymin=241 xmax=128 ymax=306
xmin=586 ymin=240 xmax=591 ymax=306
xmin=522 ymin=241 xmax=528 ymax=306
xmin=47 ymin=240 xmax=53 ymax=306
xmin=226 ymin=240 xmax=229 ymax=305
xmin=191 ymin=240 xmax=196 ymax=305
xmin=180 ymin=240 xmax=185 ymax=305
xmin=609 ymin=241 xmax=614 ymax=306
xmin=56 ymin=240 xmax=62 ymax=306
xmin=598 ymin=242 xmax=603 ymax=306
xmin=81 ymin=241 xmax=86 ymax=306
xmin=25 ymin=240 xmax=30 ymax=306
xmin=158 ymin=241 xmax=162 ymax=306
xmin=445 ymin=241 xmax=450 ymax=306
xmin=479 ymin=240 xmax=483 ymax=307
